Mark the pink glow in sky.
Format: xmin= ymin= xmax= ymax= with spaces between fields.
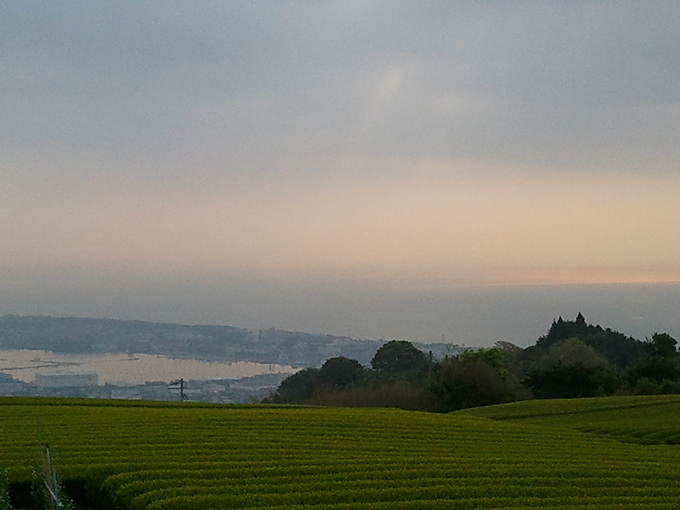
xmin=2 ymin=2 xmax=679 ymax=345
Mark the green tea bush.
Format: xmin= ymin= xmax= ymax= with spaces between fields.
xmin=1 ymin=397 xmax=680 ymax=509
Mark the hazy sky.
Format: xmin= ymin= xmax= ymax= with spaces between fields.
xmin=2 ymin=1 xmax=679 ymax=347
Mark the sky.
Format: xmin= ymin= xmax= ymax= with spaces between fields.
xmin=2 ymin=1 xmax=680 ymax=347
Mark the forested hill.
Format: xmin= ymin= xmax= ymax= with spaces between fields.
xmin=0 ymin=315 xmax=452 ymax=368
xmin=266 ymin=314 xmax=680 ymax=411
xmin=533 ymin=312 xmax=644 ymax=368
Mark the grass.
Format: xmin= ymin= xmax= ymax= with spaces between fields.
xmin=1 ymin=396 xmax=680 ymax=508
xmin=460 ymin=394 xmax=680 ymax=444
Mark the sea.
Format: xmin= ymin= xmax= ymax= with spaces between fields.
xmin=0 ymin=350 xmax=297 ymax=385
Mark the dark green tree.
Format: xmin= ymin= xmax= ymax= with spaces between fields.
xmin=265 ymin=367 xmax=320 ymax=403
xmin=525 ymin=338 xmax=621 ymax=398
xmin=645 ymin=332 xmax=678 ymax=358
xmin=371 ymin=340 xmax=429 ymax=376
xmin=536 ymin=313 xmax=645 ymax=369
xmin=318 ymin=356 xmax=366 ymax=390
xmin=428 ymin=352 xmax=517 ymax=412
xmin=628 ymin=333 xmax=680 ymax=392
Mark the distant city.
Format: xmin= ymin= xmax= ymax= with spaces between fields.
xmin=0 ymin=315 xmax=454 ymax=403
xmin=0 ymin=370 xmax=290 ymax=403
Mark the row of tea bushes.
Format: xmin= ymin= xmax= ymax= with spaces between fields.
xmin=1 ymin=397 xmax=680 ymax=508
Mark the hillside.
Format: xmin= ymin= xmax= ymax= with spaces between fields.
xmin=2 ymin=396 xmax=680 ymax=508
xmin=0 ymin=315 xmax=450 ymax=368
xmin=461 ymin=394 xmax=680 ymax=445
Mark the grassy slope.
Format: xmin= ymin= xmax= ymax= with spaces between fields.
xmin=460 ymin=394 xmax=680 ymax=444
xmin=1 ymin=396 xmax=680 ymax=508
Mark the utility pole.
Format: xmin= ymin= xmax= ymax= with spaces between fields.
xmin=169 ymin=378 xmax=185 ymax=400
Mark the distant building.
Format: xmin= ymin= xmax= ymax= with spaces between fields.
xmin=35 ymin=373 xmax=98 ymax=388
xmin=110 ymin=387 xmax=143 ymax=400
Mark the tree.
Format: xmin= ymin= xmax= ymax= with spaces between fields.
xmin=428 ymin=354 xmax=517 ymax=412
xmin=536 ymin=314 xmax=645 ymax=369
xmin=265 ymin=368 xmax=320 ymax=403
xmin=318 ymin=356 xmax=366 ymax=389
xmin=525 ymin=338 xmax=620 ymax=398
xmin=645 ymin=333 xmax=678 ymax=358
xmin=628 ymin=333 xmax=680 ymax=392
xmin=306 ymin=381 xmax=429 ymax=411
xmin=460 ymin=347 xmax=505 ymax=373
xmin=371 ymin=340 xmax=429 ymax=376
xmin=494 ymin=341 xmax=529 ymax=384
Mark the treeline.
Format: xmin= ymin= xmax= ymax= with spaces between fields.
xmin=264 ymin=313 xmax=680 ymax=412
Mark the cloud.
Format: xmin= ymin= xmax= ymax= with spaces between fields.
xmin=2 ymin=1 xmax=680 ymax=184
xmin=1 ymin=1 xmax=680 ymax=339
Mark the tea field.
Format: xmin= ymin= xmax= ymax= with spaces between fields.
xmin=462 ymin=394 xmax=680 ymax=444
xmin=1 ymin=396 xmax=680 ymax=509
